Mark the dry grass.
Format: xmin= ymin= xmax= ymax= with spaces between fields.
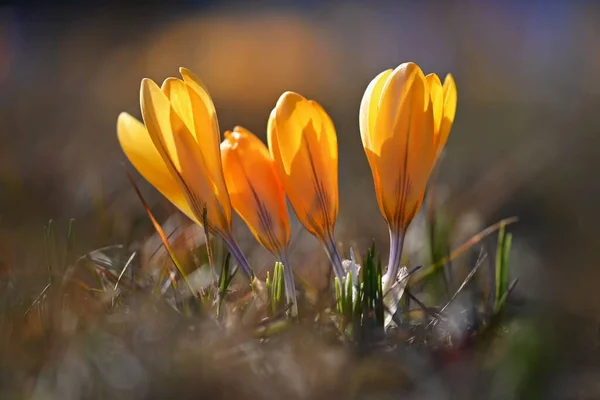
xmin=0 ymin=199 xmax=534 ymax=400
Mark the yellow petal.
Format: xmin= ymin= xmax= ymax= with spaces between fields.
xmin=161 ymin=77 xmax=195 ymax=134
xmin=371 ymin=63 xmax=425 ymax=154
xmin=359 ymin=70 xmax=393 ymax=204
xmin=140 ymin=78 xmax=231 ymax=234
xmin=359 ymin=69 xmax=393 ymax=152
xmin=161 ymin=74 xmax=229 ymax=207
xmin=372 ymin=63 xmax=435 ymax=230
xmin=438 ymin=73 xmax=457 ymax=155
xmin=267 ymin=108 xmax=280 ymax=164
xmin=273 ymin=92 xmax=310 ymax=176
xmin=116 ymin=112 xmax=198 ymax=224
xmin=426 ymin=73 xmax=443 ymax=141
xmin=162 ymin=78 xmax=227 ymax=202
xmin=271 ymin=92 xmax=338 ymax=239
xmin=309 ymin=100 xmax=338 ymax=221
xmin=179 ymin=68 xmax=227 ymax=191
xmin=359 ymin=69 xmax=393 ymax=215
xmin=140 ymin=78 xmax=181 ymax=170
xmin=221 ymin=127 xmax=290 ymax=254
xmin=272 ymin=94 xmax=316 ymax=229
xmin=179 ymin=67 xmax=212 ymax=101
xmin=267 ymin=107 xmax=290 ymax=210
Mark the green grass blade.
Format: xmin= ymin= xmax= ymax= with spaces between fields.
xmin=273 ymin=262 xmax=284 ymax=314
xmin=494 ymin=226 xmax=513 ymax=313
xmin=412 ymin=217 xmax=518 ymax=286
xmin=335 ymin=277 xmax=342 ymax=313
xmin=502 ymin=233 xmax=513 ymax=293
xmin=496 ymin=278 xmax=519 ymax=311
xmin=494 ymin=224 xmax=507 ymax=308
xmin=216 ymin=253 xmax=229 ymax=318
xmin=345 ymin=272 xmax=353 ymax=318
xmin=375 ymin=257 xmax=384 ymax=326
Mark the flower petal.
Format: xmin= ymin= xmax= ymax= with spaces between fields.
xmin=309 ymin=100 xmax=338 ymax=222
xmin=140 ymin=78 xmax=182 ymax=170
xmin=271 ymin=92 xmax=338 ymax=238
xmin=374 ymin=63 xmax=427 ymax=153
xmin=221 ymin=127 xmax=290 ymax=254
xmin=267 ymin=108 xmax=281 ymax=165
xmin=179 ymin=68 xmax=227 ymax=192
xmin=140 ymin=78 xmax=231 ymax=233
xmin=116 ymin=112 xmax=198 ymax=223
xmin=273 ymin=91 xmax=309 ymax=176
xmin=426 ymin=73 xmax=443 ymax=142
xmin=374 ymin=63 xmax=435 ymax=229
xmin=359 ymin=69 xmax=393 ymax=153
xmin=438 ymin=73 xmax=457 ymax=154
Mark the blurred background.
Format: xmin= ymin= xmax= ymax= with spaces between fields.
xmin=1 ymin=0 xmax=600 ymax=397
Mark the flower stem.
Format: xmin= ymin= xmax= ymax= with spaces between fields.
xmin=280 ymin=252 xmax=298 ymax=317
xmin=323 ymin=231 xmax=345 ymax=283
xmin=221 ymin=233 xmax=254 ymax=278
xmin=383 ymin=226 xmax=404 ymax=293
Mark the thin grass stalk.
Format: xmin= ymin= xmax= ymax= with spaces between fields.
xmin=334 ymin=277 xmax=342 ymax=313
xmin=494 ymin=224 xmax=507 ymax=306
xmin=411 ymin=216 xmax=518 ymax=285
xmin=201 ymin=207 xmax=218 ymax=283
xmin=125 ymin=169 xmax=197 ymax=297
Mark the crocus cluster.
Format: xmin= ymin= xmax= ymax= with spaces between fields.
xmin=117 ymin=62 xmax=456 ymax=311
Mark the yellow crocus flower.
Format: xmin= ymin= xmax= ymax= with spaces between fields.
xmin=117 ymin=67 xmax=252 ymax=277
xmin=221 ymin=126 xmax=297 ymax=313
xmin=359 ymin=62 xmax=457 ymax=291
xmin=268 ymin=92 xmax=345 ymax=282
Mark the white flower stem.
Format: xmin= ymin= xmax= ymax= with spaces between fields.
xmin=280 ymin=252 xmax=298 ymax=317
xmin=383 ymin=226 xmax=405 ymax=293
